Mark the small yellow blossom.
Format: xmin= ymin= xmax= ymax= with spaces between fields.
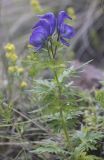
xmin=27 ymin=55 xmax=31 ymax=60
xmin=67 ymin=7 xmax=76 ymax=20
xmin=27 ymin=44 xmax=33 ymax=49
xmin=8 ymin=66 xmax=17 ymax=73
xmin=16 ymin=67 xmax=24 ymax=74
xmin=20 ymin=81 xmax=27 ymax=88
xmin=8 ymin=66 xmax=24 ymax=74
xmin=30 ymin=0 xmax=42 ymax=12
xmin=4 ymin=43 xmax=15 ymax=52
xmin=6 ymin=52 xmax=18 ymax=61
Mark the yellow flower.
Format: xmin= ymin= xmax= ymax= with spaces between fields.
xmin=8 ymin=66 xmax=24 ymax=74
xmin=27 ymin=55 xmax=31 ymax=60
xmin=6 ymin=52 xmax=18 ymax=61
xmin=67 ymin=7 xmax=76 ymax=20
xmin=16 ymin=67 xmax=24 ymax=74
xmin=8 ymin=66 xmax=17 ymax=73
xmin=20 ymin=81 xmax=27 ymax=88
xmin=30 ymin=0 xmax=42 ymax=12
xmin=4 ymin=43 xmax=15 ymax=52
xmin=27 ymin=44 xmax=33 ymax=48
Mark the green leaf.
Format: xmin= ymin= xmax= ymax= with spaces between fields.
xmin=95 ymin=90 xmax=104 ymax=108
xmin=30 ymin=140 xmax=67 ymax=155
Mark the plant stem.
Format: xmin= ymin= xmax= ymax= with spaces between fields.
xmin=47 ymin=40 xmax=70 ymax=147
xmin=53 ymin=32 xmax=60 ymax=59
xmin=60 ymin=107 xmax=70 ymax=146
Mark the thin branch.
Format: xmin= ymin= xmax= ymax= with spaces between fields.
xmin=13 ymin=108 xmax=49 ymax=133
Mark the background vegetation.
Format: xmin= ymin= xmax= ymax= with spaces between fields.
xmin=0 ymin=0 xmax=104 ymax=159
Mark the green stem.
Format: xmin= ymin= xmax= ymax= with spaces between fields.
xmin=53 ymin=33 xmax=60 ymax=59
xmin=60 ymin=107 xmax=70 ymax=146
xmin=47 ymin=40 xmax=70 ymax=147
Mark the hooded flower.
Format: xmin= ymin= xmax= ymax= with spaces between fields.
xmin=29 ymin=12 xmax=56 ymax=51
xmin=57 ymin=11 xmax=75 ymax=46
xmin=29 ymin=11 xmax=75 ymax=51
xmin=37 ymin=12 xmax=56 ymax=35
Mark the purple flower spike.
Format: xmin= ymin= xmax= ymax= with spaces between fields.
xmin=29 ymin=12 xmax=56 ymax=51
xmin=57 ymin=11 xmax=75 ymax=46
xmin=29 ymin=11 xmax=75 ymax=51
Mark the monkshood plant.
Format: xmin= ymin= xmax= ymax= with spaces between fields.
xmin=29 ymin=11 xmax=104 ymax=160
xmin=29 ymin=9 xmax=75 ymax=142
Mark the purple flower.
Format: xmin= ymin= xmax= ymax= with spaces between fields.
xmin=37 ymin=12 xmax=56 ymax=35
xmin=57 ymin=11 xmax=75 ymax=46
xmin=29 ymin=12 xmax=56 ymax=51
xmin=29 ymin=11 xmax=75 ymax=51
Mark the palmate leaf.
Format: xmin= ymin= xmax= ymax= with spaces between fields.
xmin=41 ymin=93 xmax=60 ymax=114
xmin=72 ymin=127 xmax=104 ymax=152
xmin=30 ymin=140 xmax=67 ymax=155
xmin=95 ymin=90 xmax=104 ymax=108
xmin=58 ymin=66 xmax=76 ymax=83
xmin=71 ymin=149 xmax=103 ymax=160
xmin=29 ymin=79 xmax=56 ymax=95
xmin=42 ymin=111 xmax=81 ymax=131
xmin=30 ymin=79 xmax=60 ymax=113
xmin=33 ymin=79 xmax=55 ymax=89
